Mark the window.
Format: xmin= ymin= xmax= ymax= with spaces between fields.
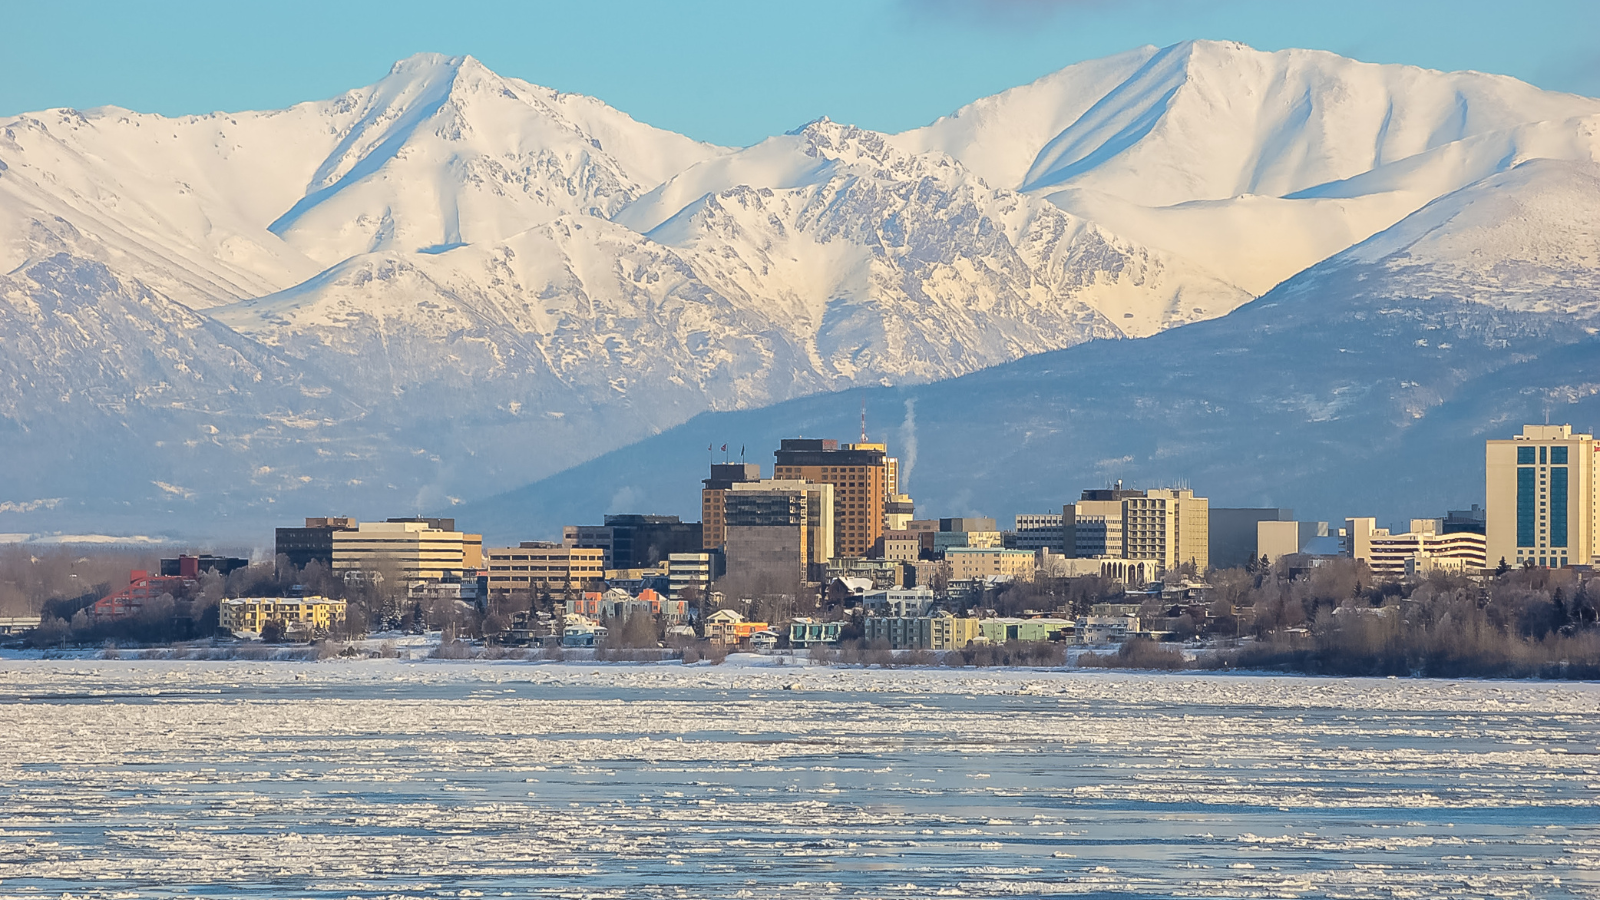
xmin=1541 ymin=446 xmax=1548 ymax=464
xmin=1552 ymin=446 xmax=1569 ymax=464
xmin=1517 ymin=467 xmax=1537 ymax=547
xmin=1519 ymin=446 xmax=1536 ymax=465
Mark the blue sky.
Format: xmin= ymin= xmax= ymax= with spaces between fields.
xmin=4 ymin=0 xmax=1597 ymax=146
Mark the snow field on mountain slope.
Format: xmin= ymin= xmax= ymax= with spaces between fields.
xmin=1 ymin=661 xmax=1597 ymax=899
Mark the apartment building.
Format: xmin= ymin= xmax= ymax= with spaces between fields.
xmin=220 ymin=597 xmax=346 ymax=636
xmin=862 ymin=611 xmax=980 ymax=650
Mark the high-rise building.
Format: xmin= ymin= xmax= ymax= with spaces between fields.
xmin=701 ymin=463 xmax=762 ymax=550
xmin=1064 ymin=486 xmax=1209 ymax=574
xmin=723 ymin=487 xmax=812 ymax=588
xmin=729 ymin=479 xmax=835 ymax=570
xmin=772 ymin=439 xmax=889 ymax=558
xmin=1486 ymin=424 xmax=1599 ymax=568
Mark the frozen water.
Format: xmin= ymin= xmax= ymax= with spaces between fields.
xmin=1 ymin=660 xmax=1597 ymax=898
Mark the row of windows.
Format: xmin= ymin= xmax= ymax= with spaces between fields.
xmin=1518 ymin=445 xmax=1571 ymax=465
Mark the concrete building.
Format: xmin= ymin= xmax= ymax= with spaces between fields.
xmin=220 ymin=597 xmax=345 ymax=637
xmin=1209 ymin=508 xmax=1295 ymax=569
xmin=333 ymin=520 xmax=483 ymax=582
xmin=729 ymin=479 xmax=835 ymax=568
xmin=275 ymin=517 xmax=358 ymax=569
xmin=1346 ymin=518 xmax=1488 ymax=579
xmin=885 ymin=494 xmax=916 ymax=531
xmin=772 ymin=439 xmax=889 ymax=558
xmin=862 ymin=585 xmax=936 ymax=617
xmin=1065 ymin=486 xmax=1208 ymax=574
xmin=384 ymin=518 xmax=483 ymax=568
xmin=724 ymin=487 xmax=811 ymax=588
xmin=1486 ymin=425 xmax=1598 ymax=569
xmin=1042 ymin=556 xmax=1160 ymax=586
xmin=879 ymin=530 xmax=922 ymax=562
xmin=1257 ymin=520 xmax=1303 ymax=564
xmin=571 ymin=515 xmax=703 ymax=570
xmin=159 ymin=554 xmax=249 ymax=578
xmin=485 ymin=543 xmax=606 ymax=597
xmin=700 ymin=463 xmax=763 ymax=550
xmin=945 ymin=547 xmax=1036 ymax=582
xmin=667 ymin=552 xmax=716 ymax=603
xmin=1010 ymin=513 xmax=1066 ymax=553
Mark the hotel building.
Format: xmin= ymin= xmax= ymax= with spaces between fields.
xmin=1486 ymin=424 xmax=1598 ymax=569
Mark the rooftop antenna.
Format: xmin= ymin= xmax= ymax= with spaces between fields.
xmin=861 ymin=397 xmax=867 ymax=443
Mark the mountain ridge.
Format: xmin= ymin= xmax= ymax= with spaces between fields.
xmin=1 ymin=42 xmax=1597 ymax=541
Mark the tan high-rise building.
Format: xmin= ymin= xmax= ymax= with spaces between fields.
xmin=1064 ymin=486 xmax=1209 ymax=574
xmin=1486 ymin=424 xmax=1599 ymax=569
xmin=772 ymin=439 xmax=888 ymax=559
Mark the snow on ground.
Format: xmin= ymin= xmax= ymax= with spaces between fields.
xmin=0 ymin=659 xmax=1597 ymax=898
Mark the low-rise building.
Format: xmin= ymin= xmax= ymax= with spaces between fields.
xmin=977 ymin=617 xmax=1072 ymax=643
xmin=861 ymin=585 xmax=936 ymax=617
xmin=486 ymin=543 xmax=607 ymax=597
xmin=220 ymin=597 xmax=346 ymax=636
xmin=1076 ymin=615 xmax=1139 ymax=644
xmin=863 ymin=612 xmax=981 ymax=650
xmin=705 ymin=608 xmax=770 ymax=646
xmin=945 ymin=547 xmax=1035 ymax=582
xmin=789 ymin=618 xmax=843 ymax=647
xmin=94 ymin=570 xmax=192 ymax=620
xmin=1347 ymin=518 xmax=1488 ymax=579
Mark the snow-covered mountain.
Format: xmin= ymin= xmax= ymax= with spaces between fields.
xmin=459 ymin=157 xmax=1600 ymax=542
xmin=2 ymin=42 xmax=1598 ymax=540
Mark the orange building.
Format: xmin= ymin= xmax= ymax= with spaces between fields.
xmin=772 ymin=439 xmax=889 ymax=559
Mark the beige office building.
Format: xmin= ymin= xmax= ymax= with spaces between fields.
xmin=1486 ymin=424 xmax=1599 ymax=569
xmin=333 ymin=520 xmax=482 ymax=581
xmin=880 ymin=530 xmax=922 ymax=562
xmin=945 ymin=547 xmax=1036 ymax=582
xmin=485 ymin=543 xmax=607 ymax=596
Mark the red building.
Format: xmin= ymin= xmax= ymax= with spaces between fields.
xmin=93 ymin=570 xmax=192 ymax=620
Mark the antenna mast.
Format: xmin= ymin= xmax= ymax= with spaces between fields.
xmin=860 ymin=397 xmax=867 ymax=443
